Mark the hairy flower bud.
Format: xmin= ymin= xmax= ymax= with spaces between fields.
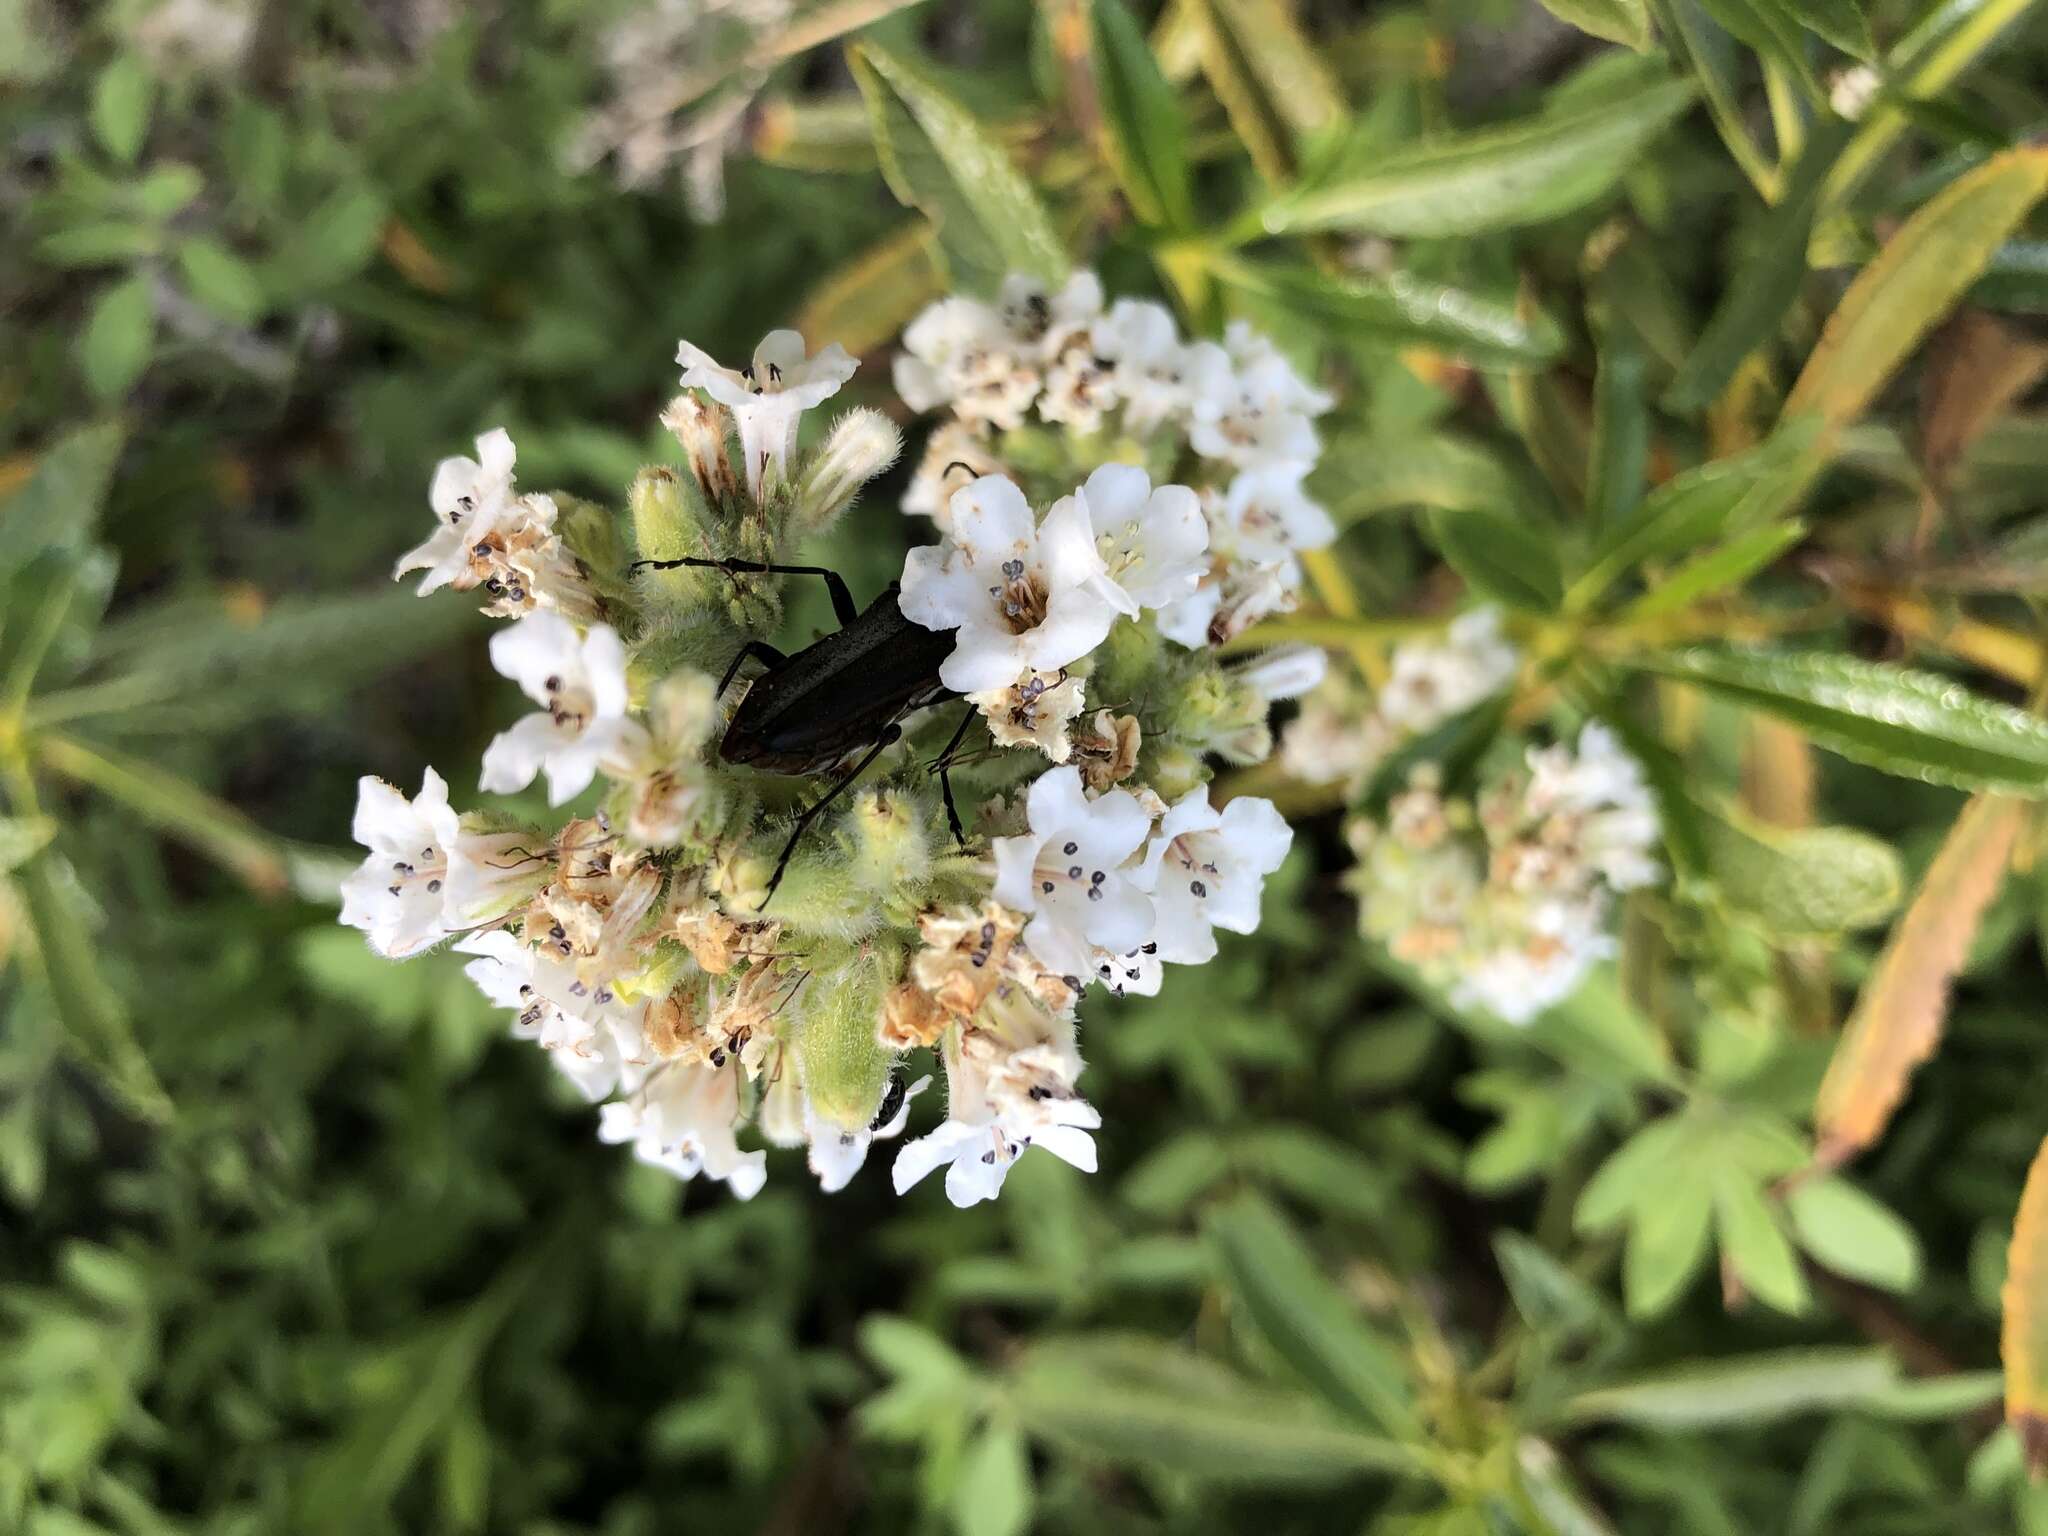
xmin=628 ymin=466 xmax=713 ymax=616
xmin=796 ymin=956 xmax=897 ymax=1132
xmin=796 ymin=408 xmax=901 ymax=532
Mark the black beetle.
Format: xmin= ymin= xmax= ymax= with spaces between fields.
xmin=634 ymin=556 xmax=974 ymax=905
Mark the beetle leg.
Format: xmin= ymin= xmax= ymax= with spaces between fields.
xmin=715 ymin=640 xmax=788 ymax=701
xmin=928 ymin=705 xmax=977 ymax=849
xmin=759 ymin=723 xmax=905 ymax=910
xmin=631 ymin=556 xmax=860 ymax=629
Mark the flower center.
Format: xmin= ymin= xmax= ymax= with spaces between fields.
xmin=543 ymin=672 xmax=596 ymax=731
xmin=989 ymin=558 xmax=1048 ymax=634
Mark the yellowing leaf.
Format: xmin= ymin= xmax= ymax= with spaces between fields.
xmin=1814 ymin=793 xmax=2026 ymax=1163
xmin=2003 ymin=1131 xmax=2048 ymax=1472
xmin=1785 ymin=148 xmax=2048 ymax=438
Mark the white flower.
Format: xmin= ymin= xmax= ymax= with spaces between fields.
xmin=1134 ymin=788 xmax=1291 ymax=964
xmin=1218 ymin=465 xmax=1336 ymax=562
xmin=1000 ymin=270 xmax=1105 ymax=359
xmin=459 ymin=930 xmax=625 ymax=1101
xmin=990 ymin=765 xmax=1155 ymax=980
xmin=479 ymin=612 xmax=634 ymax=806
xmin=675 ymin=329 xmax=856 ymax=499
xmin=892 ymin=1027 xmax=1099 ymax=1207
xmin=1451 ymin=895 xmax=1613 ymax=1026
xmin=1379 ymin=608 xmax=1518 ymax=735
xmin=1091 ymin=941 xmax=1162 ymax=997
xmin=1522 ymin=723 xmax=1661 ymax=893
xmin=1090 ymin=298 xmax=1188 ymax=435
xmin=599 ymin=1061 xmax=767 ymax=1197
xmin=1184 ymin=340 xmax=1328 ymax=470
xmin=1234 ymin=645 xmax=1328 ymax=701
xmin=339 ymin=768 xmax=462 ymax=958
xmin=899 ymin=475 xmax=1120 ymax=694
xmin=805 ymin=1075 xmax=930 ymax=1193
xmin=1073 ymin=464 xmax=1209 ymax=617
xmin=968 ymin=669 xmax=1087 ymax=761
xmin=893 ymin=297 xmax=1039 ymax=429
xmin=393 ymin=429 xmax=521 ymax=594
xmin=903 ymin=423 xmax=1002 ymax=526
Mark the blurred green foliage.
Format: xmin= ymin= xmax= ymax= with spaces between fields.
xmin=9 ymin=0 xmax=2048 ymax=1532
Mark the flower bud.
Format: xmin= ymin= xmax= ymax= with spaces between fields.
xmin=848 ymin=784 xmax=933 ymax=894
xmin=629 ymin=466 xmax=714 ymax=616
xmin=795 ymin=955 xmax=897 ymax=1132
xmin=795 ymin=408 xmax=901 ymax=532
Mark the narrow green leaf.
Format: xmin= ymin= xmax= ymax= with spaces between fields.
xmin=0 ymin=423 xmax=124 ymax=575
xmin=1186 ymin=0 xmax=1346 ymax=184
xmin=1699 ymin=800 xmax=1904 ymax=938
xmin=1424 ymin=508 xmax=1564 ymax=613
xmin=1665 ymin=115 xmax=1855 ymax=414
xmin=1585 ymin=319 xmax=1649 ymax=536
xmin=80 ymin=276 xmax=156 ymax=402
xmin=2007 ymin=1132 xmax=2048 ymax=1470
xmin=90 ymin=55 xmax=154 ymax=164
xmin=1090 ymin=0 xmax=1194 ymax=230
xmin=34 ymin=733 xmax=288 ymax=894
xmin=1204 ymin=1194 xmax=1418 ymax=1437
xmin=1620 ymin=520 xmax=1807 ymax=620
xmin=850 ymin=43 xmax=1067 ymax=297
xmin=0 ymin=815 xmax=55 ymax=874
xmin=1008 ymin=1336 xmax=1417 ymax=1486
xmin=1317 ymin=431 xmax=1531 ymax=525
xmin=1215 ymin=259 xmax=1565 ymax=367
xmin=263 ymin=182 xmax=388 ymax=295
xmin=1633 ymin=649 xmax=2048 ymax=795
xmin=1565 ymin=1348 xmax=1899 ymax=1426
xmin=1792 ymin=0 xmax=1875 ymax=58
xmin=1537 ymin=0 xmax=1654 ymax=48
xmin=1786 ymin=1177 xmax=1923 ymax=1292
xmin=1571 ymin=421 xmax=1819 ymax=611
xmin=1252 ymin=75 xmax=1696 ymax=238
xmin=1789 ymin=146 xmax=2048 ymax=435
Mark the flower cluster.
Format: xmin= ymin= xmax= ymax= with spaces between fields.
xmin=1343 ymin=723 xmax=1660 ymax=1024
xmin=895 ymin=271 xmax=1337 ymax=650
xmin=1282 ymin=607 xmax=1519 ymax=795
xmin=343 ymin=308 xmax=1306 ymax=1208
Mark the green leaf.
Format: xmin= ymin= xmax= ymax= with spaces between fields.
xmin=1317 ymin=432 xmax=1531 ymax=525
xmin=1786 ymin=1177 xmax=1923 ymax=1292
xmin=1618 ymin=519 xmax=1807 ymax=620
xmin=953 ymin=1421 xmax=1032 ymax=1536
xmin=1185 ymin=0 xmax=1346 ymax=185
xmin=1564 ymin=1348 xmax=1900 ymax=1427
xmin=1214 ymin=259 xmax=1565 ymax=368
xmin=1204 ymin=1194 xmax=1418 ymax=1437
xmin=0 ymin=814 xmax=55 ymax=874
xmin=1537 ymin=0 xmax=1653 ymax=48
xmin=1008 ymin=1335 xmax=1416 ymax=1486
xmin=1585 ymin=319 xmax=1649 ymax=536
xmin=0 ymin=423 xmax=124 ymax=575
xmin=1633 ymin=649 xmax=2048 ymax=795
xmin=850 ymin=43 xmax=1066 ymax=297
xmin=1424 ymin=508 xmax=1564 ymax=613
xmin=1789 ymin=146 xmax=2048 ymax=435
xmin=1570 ymin=421 xmax=1818 ymax=611
xmin=264 ymin=182 xmax=387 ymax=295
xmin=1623 ymin=1173 xmax=1714 ymax=1318
xmin=79 ymin=276 xmax=155 ymax=402
xmin=1251 ymin=74 xmax=1696 ymax=238
xmin=1713 ymin=1172 xmax=1810 ymax=1314
xmin=90 ymin=55 xmax=153 ymax=164
xmin=1494 ymin=1233 xmax=1622 ymax=1344
xmin=1089 ymin=0 xmax=1194 ymax=230
xmin=1792 ymin=0 xmax=1875 ymax=59
xmin=133 ymin=162 xmax=202 ymax=220
xmin=1231 ymin=1125 xmax=1390 ymax=1220
xmin=176 ymin=238 xmax=266 ymax=323
xmin=2007 ymin=1133 xmax=2048 ymax=1470
xmin=1700 ymin=801 xmax=1904 ymax=938
xmin=1696 ymin=0 xmax=1822 ymax=103
xmin=1664 ymin=115 xmax=1855 ymax=414
xmin=1120 ymin=1131 xmax=1231 ymax=1215
xmin=37 ymin=221 xmax=159 ymax=268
